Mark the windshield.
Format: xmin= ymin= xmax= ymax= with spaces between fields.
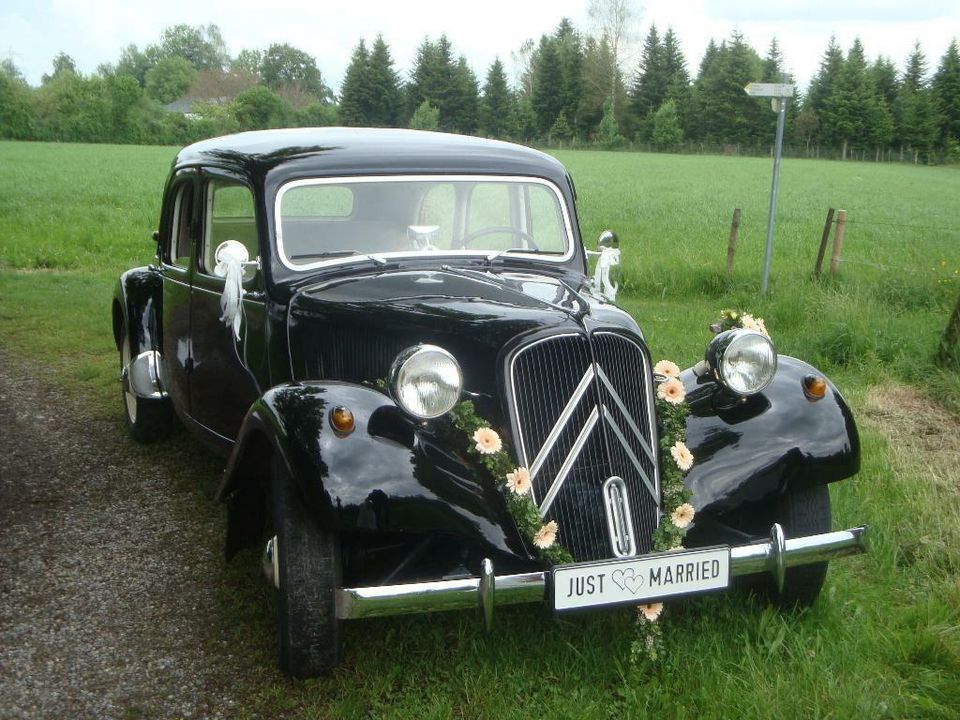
xmin=275 ymin=175 xmax=572 ymax=270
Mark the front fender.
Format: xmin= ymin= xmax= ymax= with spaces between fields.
xmin=113 ymin=266 xmax=162 ymax=356
xmin=217 ymin=381 xmax=530 ymax=561
xmin=681 ymin=356 xmax=860 ymax=519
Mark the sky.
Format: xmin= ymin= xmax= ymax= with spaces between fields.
xmin=1 ymin=0 xmax=958 ymax=95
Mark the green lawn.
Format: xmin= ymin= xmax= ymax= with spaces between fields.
xmin=1 ymin=140 xmax=958 ymax=719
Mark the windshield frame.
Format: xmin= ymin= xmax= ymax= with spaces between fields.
xmin=273 ymin=174 xmax=576 ymax=272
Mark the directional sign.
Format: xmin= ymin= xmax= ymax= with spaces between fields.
xmin=744 ymin=82 xmax=795 ymax=98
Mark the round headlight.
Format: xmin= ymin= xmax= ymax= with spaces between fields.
xmin=389 ymin=345 xmax=463 ymax=419
xmin=707 ymin=329 xmax=777 ymax=395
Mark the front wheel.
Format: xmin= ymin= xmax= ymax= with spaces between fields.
xmin=764 ymin=484 xmax=832 ymax=608
xmin=272 ymin=455 xmax=342 ymax=677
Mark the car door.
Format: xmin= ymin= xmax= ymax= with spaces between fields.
xmin=187 ymin=170 xmax=266 ymax=441
xmin=159 ymin=170 xmax=198 ymax=416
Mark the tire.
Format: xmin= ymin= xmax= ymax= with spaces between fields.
xmin=271 ymin=455 xmax=342 ymax=677
xmin=764 ymin=484 xmax=832 ymax=608
xmin=119 ymin=322 xmax=172 ymax=443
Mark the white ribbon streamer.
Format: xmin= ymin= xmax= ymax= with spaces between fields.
xmin=218 ymin=256 xmax=244 ymax=340
xmin=592 ymin=246 xmax=620 ymax=302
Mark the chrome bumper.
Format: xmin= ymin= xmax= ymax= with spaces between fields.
xmin=335 ymin=524 xmax=868 ymax=621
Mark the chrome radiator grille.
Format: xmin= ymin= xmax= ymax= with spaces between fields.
xmin=508 ymin=331 xmax=660 ymax=561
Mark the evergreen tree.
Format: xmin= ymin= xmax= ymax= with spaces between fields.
xmin=932 ymin=39 xmax=960 ymax=146
xmin=896 ymin=42 xmax=939 ymax=161
xmin=531 ymin=35 xmax=565 ymax=137
xmin=409 ymin=99 xmax=439 ymax=130
xmin=549 ymin=110 xmax=574 ymax=143
xmin=803 ymin=36 xmax=844 ymax=146
xmin=407 ymin=35 xmax=463 ymax=131
xmin=554 ymin=19 xmax=584 ymax=137
xmin=448 ymin=56 xmax=480 ymax=133
xmin=693 ymin=32 xmax=763 ymax=147
xmin=480 ymin=58 xmax=516 ymax=138
xmin=629 ymin=24 xmax=666 ymax=139
xmin=338 ymin=40 xmax=372 ymax=126
xmin=367 ymin=35 xmax=403 ymax=127
xmin=652 ymin=99 xmax=683 ymax=149
xmin=598 ymin=98 xmax=625 ymax=147
xmin=822 ymin=39 xmax=876 ymax=159
xmin=661 ymin=28 xmax=692 ymax=130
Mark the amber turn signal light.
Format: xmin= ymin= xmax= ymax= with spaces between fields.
xmin=802 ymin=375 xmax=827 ymax=401
xmin=330 ymin=406 xmax=355 ymax=434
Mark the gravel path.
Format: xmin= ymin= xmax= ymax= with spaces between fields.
xmin=0 ymin=352 xmax=245 ymax=719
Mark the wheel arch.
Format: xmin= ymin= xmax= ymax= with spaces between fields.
xmin=218 ymin=382 xmax=532 ymax=562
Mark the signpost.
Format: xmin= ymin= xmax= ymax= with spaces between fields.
xmin=744 ymin=81 xmax=794 ymax=293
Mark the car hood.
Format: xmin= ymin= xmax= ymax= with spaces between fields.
xmin=287 ymin=268 xmax=594 ymax=403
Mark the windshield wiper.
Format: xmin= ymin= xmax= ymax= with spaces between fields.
xmin=289 ymin=250 xmax=388 ymax=266
xmin=482 ymin=247 xmax=550 ymax=265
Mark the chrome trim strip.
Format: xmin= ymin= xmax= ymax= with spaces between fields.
xmin=274 ymin=175 xmax=577 ymax=272
xmin=602 ymin=407 xmax=658 ymax=501
xmin=506 ymin=331 xmax=582 ymax=504
xmin=602 ymin=476 xmax=637 ymax=557
xmin=335 ymin=525 xmax=869 ymax=619
xmin=479 ymin=559 xmax=495 ymax=631
xmin=539 ymin=406 xmax=600 ymax=515
xmin=594 ymin=331 xmax=662 ymax=502
xmin=770 ymin=522 xmax=787 ymax=592
xmin=528 ymin=365 xmax=595 ymax=482
xmin=595 ymin=365 xmax=656 ymax=463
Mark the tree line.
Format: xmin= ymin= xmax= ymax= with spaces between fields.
xmin=1 ymin=19 xmax=958 ymax=162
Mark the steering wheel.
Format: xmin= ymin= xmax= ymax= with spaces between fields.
xmin=460 ymin=226 xmax=539 ymax=251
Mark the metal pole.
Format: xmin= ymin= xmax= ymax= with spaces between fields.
xmin=761 ymin=96 xmax=787 ymax=293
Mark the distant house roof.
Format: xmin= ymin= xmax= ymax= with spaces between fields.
xmin=164 ymin=97 xmax=230 ymax=114
xmin=163 ymin=99 xmax=197 ymax=114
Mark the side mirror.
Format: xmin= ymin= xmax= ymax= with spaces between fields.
xmin=214 ymin=239 xmax=250 ymax=278
xmin=151 ymin=230 xmax=160 ymax=243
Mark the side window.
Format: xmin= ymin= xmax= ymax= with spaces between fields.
xmin=167 ymin=183 xmax=193 ymax=268
xmin=202 ymin=180 xmax=257 ymax=278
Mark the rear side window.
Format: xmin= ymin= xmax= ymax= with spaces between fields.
xmin=167 ymin=183 xmax=193 ymax=268
xmin=202 ymin=180 xmax=257 ymax=276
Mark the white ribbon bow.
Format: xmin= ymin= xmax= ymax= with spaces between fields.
xmin=218 ymin=256 xmax=244 ymax=340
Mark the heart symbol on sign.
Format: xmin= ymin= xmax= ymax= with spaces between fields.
xmin=611 ymin=568 xmax=643 ymax=595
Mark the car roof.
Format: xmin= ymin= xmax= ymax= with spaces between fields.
xmin=175 ymin=127 xmax=572 ymax=186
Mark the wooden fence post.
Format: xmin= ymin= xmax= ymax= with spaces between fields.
xmin=937 ymin=292 xmax=960 ymax=367
xmin=726 ymin=208 xmax=741 ymax=277
xmin=829 ymin=209 xmax=847 ymax=276
xmin=814 ymin=208 xmax=835 ymax=277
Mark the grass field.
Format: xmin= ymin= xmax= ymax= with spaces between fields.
xmin=1 ymin=140 xmax=959 ymax=719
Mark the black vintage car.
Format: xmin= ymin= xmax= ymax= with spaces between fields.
xmin=113 ymin=128 xmax=867 ymax=677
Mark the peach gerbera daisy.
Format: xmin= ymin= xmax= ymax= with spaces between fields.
xmin=472 ymin=427 xmax=502 ymax=455
xmin=671 ymin=503 xmax=695 ymax=529
xmin=670 ymin=441 xmax=694 ymax=472
xmin=656 ymin=378 xmax=686 ymax=405
xmin=638 ymin=602 xmax=663 ymax=622
xmin=533 ymin=520 xmax=558 ymax=549
xmin=654 ymin=360 xmax=681 ymax=378
xmin=505 ymin=467 xmax=531 ymax=495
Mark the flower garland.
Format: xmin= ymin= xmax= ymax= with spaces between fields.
xmin=445 ymin=309 xmax=770 ymax=665
xmin=448 ymin=401 xmax=573 ymax=565
xmin=631 ymin=359 xmax=695 ymax=662
xmin=714 ymin=308 xmax=770 ymax=337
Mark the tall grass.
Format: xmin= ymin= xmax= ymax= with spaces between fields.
xmin=1 ymin=141 xmax=958 ymax=718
